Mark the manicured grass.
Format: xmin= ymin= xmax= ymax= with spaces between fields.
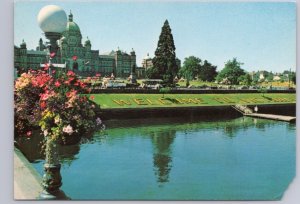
xmin=176 ymin=80 xmax=217 ymax=87
xmin=259 ymin=81 xmax=296 ymax=88
xmin=90 ymin=93 xmax=296 ymax=109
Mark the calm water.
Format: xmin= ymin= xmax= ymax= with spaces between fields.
xmin=20 ymin=116 xmax=295 ymax=200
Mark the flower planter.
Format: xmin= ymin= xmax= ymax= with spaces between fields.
xmin=59 ymin=133 xmax=82 ymax=145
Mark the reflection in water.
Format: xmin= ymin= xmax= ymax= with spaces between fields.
xmin=150 ymin=130 xmax=176 ymax=184
xmin=16 ymin=115 xmax=295 ymax=200
xmin=16 ymin=131 xmax=81 ymax=167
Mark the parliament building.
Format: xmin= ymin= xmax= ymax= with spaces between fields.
xmin=14 ymin=11 xmax=138 ymax=78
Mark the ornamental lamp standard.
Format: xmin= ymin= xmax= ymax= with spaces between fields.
xmin=38 ymin=5 xmax=67 ymax=76
xmin=37 ymin=5 xmax=68 ymax=200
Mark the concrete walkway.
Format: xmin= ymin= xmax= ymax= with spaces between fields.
xmin=244 ymin=113 xmax=296 ymax=122
xmin=14 ymin=147 xmax=43 ymax=200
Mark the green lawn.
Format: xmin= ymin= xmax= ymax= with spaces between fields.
xmin=90 ymin=93 xmax=296 ymax=109
xmin=176 ymin=80 xmax=217 ymax=87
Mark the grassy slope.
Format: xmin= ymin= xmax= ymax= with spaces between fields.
xmin=91 ymin=93 xmax=296 ymax=109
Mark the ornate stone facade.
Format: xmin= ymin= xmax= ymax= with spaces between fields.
xmin=14 ymin=11 xmax=138 ymax=78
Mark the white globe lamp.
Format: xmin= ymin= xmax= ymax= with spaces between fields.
xmin=37 ymin=5 xmax=67 ymax=53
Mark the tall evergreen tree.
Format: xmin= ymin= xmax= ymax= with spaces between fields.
xmin=152 ymin=20 xmax=178 ymax=85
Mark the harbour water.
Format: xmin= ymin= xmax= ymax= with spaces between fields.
xmin=19 ymin=116 xmax=295 ymax=200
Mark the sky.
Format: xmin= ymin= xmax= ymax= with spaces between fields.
xmin=14 ymin=0 xmax=296 ymax=73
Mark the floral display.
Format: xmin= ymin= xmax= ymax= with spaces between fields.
xmin=14 ymin=69 xmax=104 ymax=145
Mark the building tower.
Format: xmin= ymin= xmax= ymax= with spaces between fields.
xmin=20 ymin=39 xmax=28 ymax=69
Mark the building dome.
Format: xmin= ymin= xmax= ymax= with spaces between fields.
xmin=66 ymin=21 xmax=81 ymax=33
xmin=61 ymin=11 xmax=82 ymax=47
xmin=64 ymin=11 xmax=81 ymax=33
xmin=37 ymin=5 xmax=67 ymax=33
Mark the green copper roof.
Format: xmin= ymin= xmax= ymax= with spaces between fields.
xmin=66 ymin=21 xmax=81 ymax=32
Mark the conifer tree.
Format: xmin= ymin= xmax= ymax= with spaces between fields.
xmin=152 ymin=20 xmax=178 ymax=85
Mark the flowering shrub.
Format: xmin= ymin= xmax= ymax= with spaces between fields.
xmin=14 ymin=69 xmax=104 ymax=145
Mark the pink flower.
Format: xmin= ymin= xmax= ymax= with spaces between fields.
xmin=26 ymin=131 xmax=32 ymax=137
xmin=66 ymin=90 xmax=77 ymax=98
xmin=50 ymin=52 xmax=56 ymax=58
xmin=96 ymin=117 xmax=102 ymax=126
xmin=55 ymin=81 xmax=61 ymax=87
xmin=63 ymin=125 xmax=74 ymax=135
xmin=96 ymin=73 xmax=101 ymax=77
xmin=67 ymin=70 xmax=75 ymax=77
xmin=72 ymin=55 xmax=77 ymax=61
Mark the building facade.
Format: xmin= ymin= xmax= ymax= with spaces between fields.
xmin=14 ymin=11 xmax=137 ymax=78
xmin=141 ymin=53 xmax=181 ymax=70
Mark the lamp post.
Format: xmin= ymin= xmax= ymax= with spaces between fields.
xmin=37 ymin=5 xmax=68 ymax=199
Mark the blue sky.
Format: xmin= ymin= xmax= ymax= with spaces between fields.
xmin=14 ymin=1 xmax=296 ymax=72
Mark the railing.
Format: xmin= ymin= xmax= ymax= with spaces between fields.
xmin=232 ymin=104 xmax=253 ymax=114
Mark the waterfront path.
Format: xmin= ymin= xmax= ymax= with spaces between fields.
xmin=14 ymin=147 xmax=43 ymax=200
xmin=244 ymin=113 xmax=296 ymax=122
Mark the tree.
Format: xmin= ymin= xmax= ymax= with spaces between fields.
xmin=291 ymin=72 xmax=296 ymax=85
xmin=179 ymin=56 xmax=201 ymax=86
xmin=198 ymin=60 xmax=218 ymax=82
xmin=238 ymin=73 xmax=252 ymax=86
xmin=266 ymin=72 xmax=274 ymax=82
xmin=152 ymin=20 xmax=178 ymax=85
xmin=216 ymin=58 xmax=245 ymax=85
xmin=146 ymin=67 xmax=160 ymax=79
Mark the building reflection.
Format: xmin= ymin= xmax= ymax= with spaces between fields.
xmin=150 ymin=129 xmax=176 ymax=184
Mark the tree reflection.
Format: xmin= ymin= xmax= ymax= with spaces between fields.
xmin=150 ymin=130 xmax=176 ymax=184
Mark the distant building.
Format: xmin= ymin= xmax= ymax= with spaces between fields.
xmin=259 ymin=72 xmax=265 ymax=81
xmin=141 ymin=53 xmax=181 ymax=70
xmin=14 ymin=11 xmax=137 ymax=78
xmin=273 ymin=75 xmax=281 ymax=81
xmin=142 ymin=53 xmax=153 ymax=69
xmin=14 ymin=40 xmax=47 ymax=72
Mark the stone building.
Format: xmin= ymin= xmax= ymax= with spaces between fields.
xmin=141 ymin=53 xmax=181 ymax=70
xmin=14 ymin=11 xmax=137 ymax=78
xmin=141 ymin=53 xmax=153 ymax=69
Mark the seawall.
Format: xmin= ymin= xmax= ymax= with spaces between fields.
xmin=99 ymin=103 xmax=295 ymax=120
xmin=14 ymin=147 xmax=43 ymax=200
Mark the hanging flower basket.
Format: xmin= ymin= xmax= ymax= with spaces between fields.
xmin=14 ymin=69 xmax=104 ymax=146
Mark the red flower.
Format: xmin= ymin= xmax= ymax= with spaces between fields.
xmin=80 ymin=82 xmax=87 ymax=88
xmin=72 ymin=55 xmax=77 ymax=61
xmin=90 ymin=95 xmax=95 ymax=100
xmin=26 ymin=131 xmax=32 ymax=137
xmin=50 ymin=52 xmax=56 ymax=58
xmin=68 ymin=77 xmax=75 ymax=82
xmin=66 ymin=92 xmax=71 ymax=98
xmin=40 ymin=101 xmax=46 ymax=109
